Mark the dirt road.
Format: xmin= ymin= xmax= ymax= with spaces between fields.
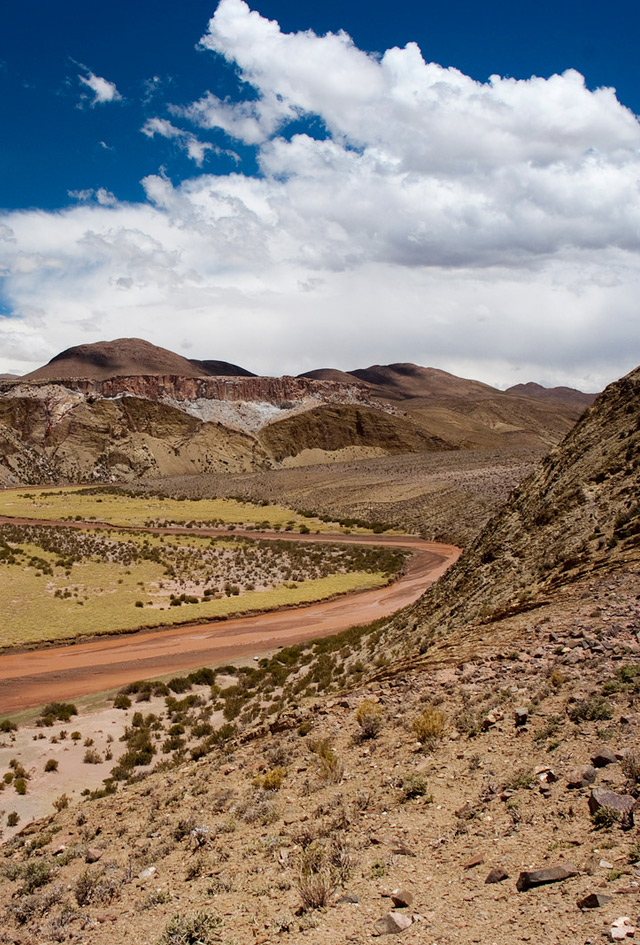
xmin=0 ymin=518 xmax=460 ymax=713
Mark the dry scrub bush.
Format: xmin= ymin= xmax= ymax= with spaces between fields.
xmin=257 ymin=766 xmax=287 ymax=791
xmin=355 ymin=700 xmax=383 ymax=739
xmin=412 ymin=705 xmax=446 ymax=750
xmin=157 ymin=911 xmax=223 ymax=945
xmin=621 ymin=752 xmax=640 ymax=794
xmin=294 ymin=842 xmax=337 ymax=912
xmin=310 ymin=738 xmax=344 ymax=783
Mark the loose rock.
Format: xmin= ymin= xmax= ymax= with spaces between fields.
xmin=516 ymin=862 xmax=579 ymax=892
xmin=485 ymin=868 xmax=509 ymax=884
xmin=591 ymin=747 xmax=618 ymax=767
xmin=566 ymin=765 xmax=597 ymax=788
xmin=577 ymin=892 xmax=612 ymax=909
xmin=373 ymin=912 xmax=413 ymax=935
xmin=390 ymin=888 xmax=414 ymax=908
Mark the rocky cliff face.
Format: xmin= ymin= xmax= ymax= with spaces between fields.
xmin=0 ymin=373 xmax=426 ymax=485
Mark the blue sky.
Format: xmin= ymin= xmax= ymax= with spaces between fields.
xmin=0 ymin=0 xmax=639 ymax=387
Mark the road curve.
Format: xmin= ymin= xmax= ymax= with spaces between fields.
xmin=0 ymin=517 xmax=460 ymax=713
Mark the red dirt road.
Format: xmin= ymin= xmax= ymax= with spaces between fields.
xmin=0 ymin=519 xmax=460 ymax=713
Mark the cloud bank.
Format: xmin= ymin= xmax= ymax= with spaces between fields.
xmin=1 ymin=0 xmax=639 ymax=388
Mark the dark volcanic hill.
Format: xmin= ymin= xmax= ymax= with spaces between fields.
xmin=23 ymin=338 xmax=254 ymax=381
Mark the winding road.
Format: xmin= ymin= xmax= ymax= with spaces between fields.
xmin=0 ymin=516 xmax=460 ymax=713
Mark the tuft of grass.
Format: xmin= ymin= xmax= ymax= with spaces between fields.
xmin=355 ymin=700 xmax=383 ymax=739
xmin=309 ymin=738 xmax=344 ymax=783
xmin=412 ymin=704 xmax=446 ymax=750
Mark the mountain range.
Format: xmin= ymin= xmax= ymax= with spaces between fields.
xmin=0 ymin=337 xmax=598 ymax=485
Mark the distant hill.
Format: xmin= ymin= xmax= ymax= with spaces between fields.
xmin=23 ymin=338 xmax=254 ymax=381
xmin=506 ymin=381 xmax=597 ymax=407
xmin=301 ymin=363 xmax=497 ymax=402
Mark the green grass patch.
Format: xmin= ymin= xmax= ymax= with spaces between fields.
xmin=0 ymin=488 xmax=371 ymax=534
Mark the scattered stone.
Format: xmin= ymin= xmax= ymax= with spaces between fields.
xmin=85 ymin=848 xmax=103 ymax=863
xmin=610 ymin=917 xmax=636 ymax=940
xmin=577 ymin=892 xmax=612 ymax=909
xmin=589 ymin=788 xmax=637 ymax=826
xmin=138 ymin=866 xmax=157 ymax=881
xmin=463 ymin=855 xmax=484 ymax=870
xmin=373 ymin=912 xmax=413 ymax=936
xmin=516 ymin=862 xmax=579 ymax=892
xmin=514 ymin=707 xmax=529 ymax=727
xmin=591 ymin=747 xmax=618 ymax=767
xmin=485 ymin=868 xmax=509 ymax=884
xmin=535 ymin=765 xmax=558 ymax=783
xmin=336 ymin=894 xmax=359 ymax=905
xmin=390 ymin=888 xmax=414 ymax=908
xmin=567 ymin=765 xmax=597 ymax=788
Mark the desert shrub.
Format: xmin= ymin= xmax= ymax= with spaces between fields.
xmin=259 ymin=766 xmax=287 ymax=791
xmin=548 ymin=669 xmax=565 ymax=689
xmin=0 ymin=718 xmax=17 ymax=733
xmin=506 ymin=766 xmax=535 ymax=790
xmin=40 ymin=702 xmax=77 ymax=723
xmin=567 ymin=696 xmax=612 ymax=722
xmin=53 ymin=793 xmax=70 ymax=811
xmin=309 ymin=738 xmax=343 ymax=783
xmin=19 ymin=859 xmax=55 ymax=895
xmin=412 ymin=705 xmax=446 ymax=750
xmin=621 ymin=751 xmax=640 ymax=793
xmin=7 ymin=811 xmax=19 ymax=826
xmin=44 ymin=758 xmax=59 ymax=773
xmin=14 ymin=777 xmax=27 ymax=795
xmin=591 ymin=807 xmax=621 ymax=830
xmin=73 ymin=867 xmax=123 ymax=906
xmin=157 ymin=911 xmax=223 ymax=945
xmin=294 ymin=842 xmax=337 ymax=912
xmin=235 ymin=792 xmax=279 ymax=825
xmin=113 ymin=694 xmax=132 ymax=710
xmin=355 ymin=700 xmax=383 ymax=739
xmin=83 ymin=749 xmax=102 ymax=765
xmin=400 ymin=772 xmax=432 ymax=801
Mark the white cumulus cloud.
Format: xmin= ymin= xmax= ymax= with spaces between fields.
xmin=78 ymin=69 xmax=122 ymax=106
xmin=1 ymin=0 xmax=639 ymax=389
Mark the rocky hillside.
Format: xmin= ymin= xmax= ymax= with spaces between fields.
xmin=385 ymin=364 xmax=640 ymax=661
